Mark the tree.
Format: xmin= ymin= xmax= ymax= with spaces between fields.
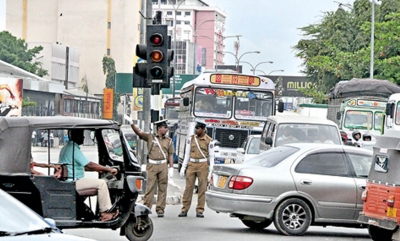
xmin=0 ymin=31 xmax=48 ymax=77
xmin=293 ymin=0 xmax=400 ymax=101
xmin=102 ymin=56 xmax=120 ymax=121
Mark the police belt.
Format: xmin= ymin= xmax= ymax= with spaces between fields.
xmin=148 ymin=159 xmax=167 ymax=164
xmin=190 ymin=158 xmax=207 ymax=163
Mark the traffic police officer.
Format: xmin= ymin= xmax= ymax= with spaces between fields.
xmin=179 ymin=120 xmax=214 ymax=218
xmin=125 ymin=116 xmax=174 ymax=217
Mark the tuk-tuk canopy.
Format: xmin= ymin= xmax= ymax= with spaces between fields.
xmin=0 ymin=116 xmax=120 ymax=175
xmin=368 ymin=130 xmax=400 ymax=184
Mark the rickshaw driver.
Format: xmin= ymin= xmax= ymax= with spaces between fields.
xmin=58 ymin=129 xmax=119 ymax=222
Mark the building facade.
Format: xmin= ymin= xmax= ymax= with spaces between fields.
xmin=152 ymin=0 xmax=226 ymax=74
xmin=6 ymin=0 xmax=141 ymax=95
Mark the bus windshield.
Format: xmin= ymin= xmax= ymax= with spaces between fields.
xmin=344 ymin=110 xmax=373 ymax=130
xmin=194 ymin=87 xmax=232 ymax=119
xmin=235 ymin=91 xmax=273 ymax=121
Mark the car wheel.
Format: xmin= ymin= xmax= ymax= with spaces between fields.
xmin=273 ymin=198 xmax=312 ymax=236
xmin=241 ymin=219 xmax=272 ymax=230
xmin=368 ymin=225 xmax=393 ymax=241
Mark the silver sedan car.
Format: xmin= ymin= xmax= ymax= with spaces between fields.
xmin=206 ymin=143 xmax=372 ymax=236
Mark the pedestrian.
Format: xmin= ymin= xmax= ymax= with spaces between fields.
xmin=179 ymin=120 xmax=214 ymax=218
xmin=50 ymin=131 xmax=54 ymax=147
xmin=31 ymin=130 xmax=37 ymax=146
xmin=43 ymin=131 xmax=48 ymax=147
xmin=124 ymin=115 xmax=174 ymax=218
xmin=40 ymin=131 xmax=45 ymax=146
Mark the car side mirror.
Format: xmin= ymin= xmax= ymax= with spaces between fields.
xmin=386 ymin=103 xmax=394 ymax=118
xmin=265 ymin=136 xmax=273 ymax=146
xmin=336 ymin=112 xmax=341 ymax=120
xmin=277 ymin=101 xmax=284 ymax=113
xmin=183 ymin=97 xmax=189 ymax=106
xmin=236 ymin=147 xmax=245 ymax=154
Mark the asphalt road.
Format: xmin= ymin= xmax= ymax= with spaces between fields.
xmin=32 ymin=145 xmax=371 ymax=241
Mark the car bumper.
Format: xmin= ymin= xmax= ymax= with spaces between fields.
xmin=205 ymin=190 xmax=275 ymax=218
xmin=358 ymin=213 xmax=398 ymax=230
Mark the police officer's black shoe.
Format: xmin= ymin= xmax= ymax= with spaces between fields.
xmin=196 ymin=212 xmax=204 ymax=218
xmin=178 ymin=212 xmax=187 ymax=217
xmin=157 ymin=213 xmax=164 ymax=218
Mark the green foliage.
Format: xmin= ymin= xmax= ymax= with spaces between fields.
xmin=102 ymin=56 xmax=120 ymax=121
xmin=297 ymin=88 xmax=328 ymax=104
xmin=0 ymin=31 xmax=48 ymax=77
xmin=22 ymin=96 xmax=37 ymax=107
xmin=293 ymin=0 xmax=400 ymax=96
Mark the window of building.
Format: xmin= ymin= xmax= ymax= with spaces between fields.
xmin=152 ymin=0 xmax=158 ymax=4
xmin=184 ymin=21 xmax=190 ymax=25
xmin=176 ymin=11 xmax=181 ymax=16
xmin=160 ymin=0 xmax=167 ymax=4
xmin=185 ymin=11 xmax=191 ymax=16
xmin=201 ymin=48 xmax=207 ymax=66
xmin=166 ymin=20 xmax=174 ymax=27
xmin=168 ymin=30 xmax=173 ymax=36
xmin=183 ymin=30 xmax=190 ymax=40
xmin=176 ymin=20 xmax=181 ymax=25
xmin=167 ymin=11 xmax=172 ymax=15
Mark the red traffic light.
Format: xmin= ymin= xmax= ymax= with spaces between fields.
xmin=150 ymin=33 xmax=163 ymax=46
xmin=150 ymin=50 xmax=163 ymax=62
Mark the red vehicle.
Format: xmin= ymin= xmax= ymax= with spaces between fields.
xmin=163 ymin=97 xmax=180 ymax=121
xmin=358 ymin=130 xmax=400 ymax=241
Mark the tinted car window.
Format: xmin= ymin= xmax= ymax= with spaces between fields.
xmin=246 ymin=146 xmax=299 ymax=167
xmin=295 ymin=153 xmax=349 ymax=177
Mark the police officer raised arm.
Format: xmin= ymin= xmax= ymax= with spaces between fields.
xmin=179 ymin=120 xmax=214 ymax=218
xmin=124 ymin=115 xmax=174 ymax=218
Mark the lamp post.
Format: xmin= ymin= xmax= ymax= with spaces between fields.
xmin=268 ymin=69 xmax=284 ymax=75
xmin=370 ymin=0 xmax=379 ymax=79
xmin=241 ymin=61 xmax=273 ymax=75
xmin=168 ymin=0 xmax=186 ymax=98
xmin=236 ymin=51 xmax=260 ymax=72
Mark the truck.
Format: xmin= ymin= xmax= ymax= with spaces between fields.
xmin=327 ymin=78 xmax=400 ymax=143
xmin=175 ymin=70 xmax=283 ymax=171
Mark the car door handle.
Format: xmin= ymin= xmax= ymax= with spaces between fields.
xmin=359 ymin=185 xmax=366 ymax=190
xmin=300 ymin=179 xmax=312 ymax=185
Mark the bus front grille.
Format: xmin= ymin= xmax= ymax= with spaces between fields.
xmin=214 ymin=129 xmax=248 ymax=148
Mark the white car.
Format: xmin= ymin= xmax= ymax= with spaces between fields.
xmin=0 ymin=188 xmax=96 ymax=241
xmin=236 ymin=135 xmax=260 ymax=163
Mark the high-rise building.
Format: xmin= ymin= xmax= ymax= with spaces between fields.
xmin=152 ymin=0 xmax=226 ymax=74
xmin=6 ymin=0 xmax=141 ymax=95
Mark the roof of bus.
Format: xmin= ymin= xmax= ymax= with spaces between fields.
xmin=180 ymin=71 xmax=276 ymax=92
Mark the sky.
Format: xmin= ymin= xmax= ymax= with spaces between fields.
xmin=205 ymin=0 xmax=355 ymax=76
xmin=0 ymin=0 xmax=356 ymax=76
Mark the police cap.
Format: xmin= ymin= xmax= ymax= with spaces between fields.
xmin=154 ymin=119 xmax=168 ymax=128
xmin=195 ymin=120 xmax=207 ymax=129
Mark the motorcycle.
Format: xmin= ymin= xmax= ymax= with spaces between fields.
xmin=0 ymin=116 xmax=153 ymax=241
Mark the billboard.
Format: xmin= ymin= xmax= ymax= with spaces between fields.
xmin=0 ymin=78 xmax=23 ymax=117
xmin=103 ymin=88 xmax=114 ymax=119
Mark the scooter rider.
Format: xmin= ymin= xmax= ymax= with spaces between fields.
xmin=125 ymin=116 xmax=174 ymax=218
xmin=352 ymin=130 xmax=363 ymax=147
xmin=179 ymin=120 xmax=214 ymax=218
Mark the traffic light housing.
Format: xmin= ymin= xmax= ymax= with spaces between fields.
xmin=146 ymin=25 xmax=174 ymax=87
xmin=133 ymin=24 xmax=174 ymax=90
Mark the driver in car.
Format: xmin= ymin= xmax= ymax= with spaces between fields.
xmin=59 ymin=129 xmax=119 ymax=221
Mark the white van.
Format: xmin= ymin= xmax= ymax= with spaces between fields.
xmin=236 ymin=135 xmax=261 ymax=163
xmin=260 ymin=113 xmax=342 ymax=152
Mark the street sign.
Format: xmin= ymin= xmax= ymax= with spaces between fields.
xmin=162 ymin=74 xmax=197 ymax=94
xmin=115 ymin=73 xmax=133 ymax=94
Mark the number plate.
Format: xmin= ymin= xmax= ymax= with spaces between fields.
xmin=387 ymin=207 xmax=397 ymax=218
xmin=217 ymin=176 xmax=227 ymax=188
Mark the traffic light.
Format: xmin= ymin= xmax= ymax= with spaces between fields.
xmin=133 ymin=24 xmax=174 ymax=90
xmin=146 ymin=25 xmax=174 ymax=87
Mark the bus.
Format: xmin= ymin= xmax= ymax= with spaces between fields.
xmin=175 ymin=70 xmax=282 ymax=170
xmin=163 ymin=97 xmax=180 ymax=122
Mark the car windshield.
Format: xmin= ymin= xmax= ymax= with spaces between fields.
xmin=246 ymin=146 xmax=299 ymax=167
xmin=234 ymin=91 xmax=273 ymax=121
xmin=275 ymin=123 xmax=341 ymax=146
xmin=0 ymin=189 xmax=52 ymax=235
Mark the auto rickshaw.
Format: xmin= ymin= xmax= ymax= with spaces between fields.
xmin=358 ymin=130 xmax=400 ymax=241
xmin=0 ymin=116 xmax=153 ymax=241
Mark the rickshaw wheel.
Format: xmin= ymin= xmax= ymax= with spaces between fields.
xmin=125 ymin=216 xmax=153 ymax=241
xmin=368 ymin=225 xmax=393 ymax=241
